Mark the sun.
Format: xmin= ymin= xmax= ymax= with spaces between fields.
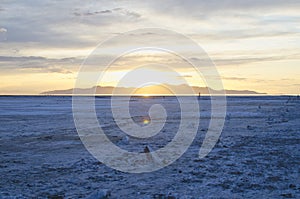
xmin=142 ymin=93 xmax=150 ymax=97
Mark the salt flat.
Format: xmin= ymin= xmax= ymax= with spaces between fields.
xmin=0 ymin=96 xmax=299 ymax=198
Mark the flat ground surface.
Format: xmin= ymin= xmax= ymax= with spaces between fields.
xmin=0 ymin=96 xmax=299 ymax=198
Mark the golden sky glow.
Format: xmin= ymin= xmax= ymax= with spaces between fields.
xmin=0 ymin=1 xmax=299 ymax=95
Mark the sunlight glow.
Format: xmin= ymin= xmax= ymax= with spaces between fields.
xmin=143 ymin=119 xmax=150 ymax=125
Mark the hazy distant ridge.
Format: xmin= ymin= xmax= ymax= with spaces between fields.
xmin=41 ymin=84 xmax=264 ymax=95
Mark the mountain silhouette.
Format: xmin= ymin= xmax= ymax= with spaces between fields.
xmin=41 ymin=84 xmax=265 ymax=95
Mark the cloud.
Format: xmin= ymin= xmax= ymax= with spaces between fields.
xmin=177 ymin=75 xmax=193 ymax=78
xmin=0 ymin=55 xmax=80 ymax=74
xmin=140 ymin=0 xmax=300 ymax=15
xmin=115 ymin=8 xmax=141 ymax=18
xmin=0 ymin=2 xmax=133 ymax=46
xmin=73 ymin=7 xmax=141 ymax=19
xmin=1 ymin=4 xmax=300 ymax=69
xmin=0 ymin=28 xmax=7 ymax=33
xmin=1 ymin=0 xmax=299 ymax=50
xmin=73 ymin=9 xmax=112 ymax=16
xmin=189 ymin=30 xmax=300 ymax=41
xmin=222 ymin=76 xmax=247 ymax=81
xmin=0 ymin=27 xmax=7 ymax=41
xmin=0 ymin=56 xmax=47 ymax=62
xmin=191 ymin=53 xmax=300 ymax=66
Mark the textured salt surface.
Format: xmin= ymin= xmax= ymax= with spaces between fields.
xmin=0 ymin=96 xmax=299 ymax=198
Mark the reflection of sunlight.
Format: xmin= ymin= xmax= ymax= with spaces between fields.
xmin=143 ymin=119 xmax=150 ymax=125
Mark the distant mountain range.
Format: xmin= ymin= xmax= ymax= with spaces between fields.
xmin=41 ymin=84 xmax=265 ymax=95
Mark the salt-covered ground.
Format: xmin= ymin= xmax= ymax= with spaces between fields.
xmin=0 ymin=96 xmax=299 ymax=198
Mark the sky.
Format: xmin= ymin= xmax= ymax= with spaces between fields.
xmin=0 ymin=0 xmax=299 ymax=95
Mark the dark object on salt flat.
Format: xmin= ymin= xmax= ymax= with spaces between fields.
xmin=144 ymin=146 xmax=151 ymax=153
xmin=247 ymin=125 xmax=254 ymax=130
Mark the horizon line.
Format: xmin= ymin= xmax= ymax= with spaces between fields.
xmin=1 ymin=94 xmax=299 ymax=97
